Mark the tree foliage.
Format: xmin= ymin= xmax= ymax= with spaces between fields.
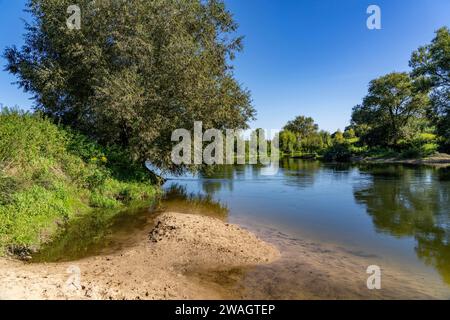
xmin=279 ymin=130 xmax=297 ymax=155
xmin=4 ymin=0 xmax=255 ymax=173
xmin=279 ymin=116 xmax=331 ymax=156
xmin=351 ymin=73 xmax=429 ymax=148
xmin=410 ymin=27 xmax=450 ymax=149
xmin=283 ymin=116 xmax=318 ymax=139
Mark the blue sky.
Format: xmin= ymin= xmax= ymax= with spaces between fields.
xmin=1 ymin=0 xmax=449 ymax=132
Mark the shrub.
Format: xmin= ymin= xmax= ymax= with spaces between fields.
xmin=421 ymin=143 xmax=439 ymax=156
xmin=0 ymin=109 xmax=157 ymax=254
xmin=399 ymin=132 xmax=439 ymax=158
xmin=400 ymin=148 xmax=422 ymax=159
xmin=323 ymin=144 xmax=353 ymax=162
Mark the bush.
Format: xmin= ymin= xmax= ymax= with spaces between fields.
xmin=323 ymin=144 xmax=353 ymax=162
xmin=400 ymin=148 xmax=422 ymax=159
xmin=421 ymin=143 xmax=439 ymax=156
xmin=398 ymin=132 xmax=439 ymax=158
xmin=0 ymin=109 xmax=157 ymax=254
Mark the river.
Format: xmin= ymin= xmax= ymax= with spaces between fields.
xmin=33 ymin=159 xmax=450 ymax=298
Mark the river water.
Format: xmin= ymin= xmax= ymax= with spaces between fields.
xmin=163 ymin=159 xmax=450 ymax=298
xmin=34 ymin=159 xmax=450 ymax=298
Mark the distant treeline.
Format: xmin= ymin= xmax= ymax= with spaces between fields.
xmin=279 ymin=27 xmax=450 ymax=161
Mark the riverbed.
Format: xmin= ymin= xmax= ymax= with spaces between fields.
xmin=13 ymin=159 xmax=450 ymax=299
xmin=162 ymin=159 xmax=450 ymax=298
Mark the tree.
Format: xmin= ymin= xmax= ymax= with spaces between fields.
xmin=279 ymin=130 xmax=297 ymax=155
xmin=332 ymin=130 xmax=345 ymax=144
xmin=318 ymin=130 xmax=332 ymax=148
xmin=410 ymin=27 xmax=450 ymax=149
xmin=299 ymin=134 xmax=322 ymax=154
xmin=4 ymin=0 xmax=255 ymax=174
xmin=351 ymin=73 xmax=429 ymax=148
xmin=283 ymin=116 xmax=318 ymax=140
xmin=343 ymin=128 xmax=356 ymax=140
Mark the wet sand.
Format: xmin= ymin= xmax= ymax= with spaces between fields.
xmin=189 ymin=219 xmax=450 ymax=299
xmin=1 ymin=211 xmax=449 ymax=300
xmin=0 ymin=212 xmax=279 ymax=299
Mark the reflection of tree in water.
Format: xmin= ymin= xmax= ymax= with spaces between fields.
xmin=163 ymin=183 xmax=228 ymax=219
xmin=202 ymin=180 xmax=227 ymax=195
xmin=279 ymin=158 xmax=320 ymax=189
xmin=200 ymin=165 xmax=244 ymax=179
xmin=199 ymin=164 xmax=267 ymax=195
xmin=280 ymin=158 xmax=321 ymax=172
xmin=281 ymin=158 xmax=355 ymax=189
xmin=354 ymin=165 xmax=450 ymax=284
xmin=438 ymin=167 xmax=450 ymax=182
xmin=32 ymin=204 xmax=159 ymax=263
xmin=198 ymin=165 xmax=243 ymax=195
xmin=321 ymin=162 xmax=355 ymax=182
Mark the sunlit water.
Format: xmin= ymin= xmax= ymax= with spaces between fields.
xmin=164 ymin=159 xmax=450 ymax=294
xmin=34 ymin=159 xmax=450 ymax=298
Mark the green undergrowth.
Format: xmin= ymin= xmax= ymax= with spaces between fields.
xmin=0 ymin=109 xmax=158 ymax=255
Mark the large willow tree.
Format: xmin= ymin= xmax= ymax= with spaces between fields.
xmin=4 ymin=0 xmax=255 ymax=173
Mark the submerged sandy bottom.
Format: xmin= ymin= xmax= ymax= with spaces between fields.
xmin=0 ymin=212 xmax=449 ymax=300
xmin=190 ymin=220 xmax=450 ymax=299
xmin=0 ymin=212 xmax=279 ymax=299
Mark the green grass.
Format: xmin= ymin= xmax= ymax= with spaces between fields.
xmin=0 ymin=108 xmax=158 ymax=255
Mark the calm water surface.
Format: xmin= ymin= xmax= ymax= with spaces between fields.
xmin=165 ymin=159 xmax=450 ymax=290
xmin=34 ymin=159 xmax=450 ymax=297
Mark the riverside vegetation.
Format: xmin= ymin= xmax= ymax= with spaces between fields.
xmin=279 ymin=27 xmax=450 ymax=162
xmin=0 ymin=109 xmax=158 ymax=256
xmin=1 ymin=0 xmax=255 ymax=257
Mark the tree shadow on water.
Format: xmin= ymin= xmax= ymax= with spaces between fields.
xmin=354 ymin=166 xmax=450 ymax=285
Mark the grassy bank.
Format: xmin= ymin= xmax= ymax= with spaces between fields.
xmin=281 ymin=148 xmax=450 ymax=165
xmin=280 ymin=131 xmax=449 ymax=163
xmin=0 ymin=109 xmax=158 ymax=255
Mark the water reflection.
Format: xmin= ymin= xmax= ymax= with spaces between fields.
xmin=166 ymin=160 xmax=450 ymax=287
xmin=438 ymin=167 xmax=450 ymax=181
xmin=162 ymin=184 xmax=228 ymax=219
xmin=32 ymin=204 xmax=159 ymax=262
xmin=32 ymin=185 xmax=228 ymax=263
xmin=33 ymin=159 xmax=450 ymax=290
xmin=280 ymin=158 xmax=321 ymax=189
xmin=354 ymin=164 xmax=450 ymax=284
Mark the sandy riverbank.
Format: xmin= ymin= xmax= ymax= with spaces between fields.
xmin=1 ymin=211 xmax=449 ymax=300
xmin=356 ymin=153 xmax=450 ymax=167
xmin=0 ymin=212 xmax=280 ymax=300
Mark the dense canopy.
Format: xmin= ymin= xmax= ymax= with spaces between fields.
xmin=4 ymin=0 xmax=255 ymax=173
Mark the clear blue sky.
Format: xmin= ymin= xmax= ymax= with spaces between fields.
xmin=1 ymin=0 xmax=449 ymax=132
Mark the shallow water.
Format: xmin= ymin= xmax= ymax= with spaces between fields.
xmin=34 ymin=159 xmax=450 ymax=298
xmin=32 ymin=205 xmax=160 ymax=262
xmin=164 ymin=159 xmax=450 ymax=297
